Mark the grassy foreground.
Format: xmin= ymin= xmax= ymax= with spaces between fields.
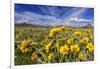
xmin=15 ymin=26 xmax=94 ymax=65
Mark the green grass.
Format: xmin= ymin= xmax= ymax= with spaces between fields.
xmin=14 ymin=26 xmax=94 ymax=65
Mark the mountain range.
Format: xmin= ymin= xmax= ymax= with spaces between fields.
xmin=15 ymin=22 xmax=94 ymax=28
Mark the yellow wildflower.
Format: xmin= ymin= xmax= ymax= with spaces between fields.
xmin=86 ymin=43 xmax=94 ymax=52
xmin=19 ymin=39 xmax=35 ymax=53
xmin=48 ymin=53 xmax=54 ymax=62
xmin=45 ymin=39 xmax=54 ymax=53
xmin=81 ymin=37 xmax=89 ymax=44
xmin=16 ymin=35 xmax=20 ymax=40
xmin=55 ymin=41 xmax=60 ymax=50
xmin=49 ymin=27 xmax=60 ymax=36
xmin=70 ymin=44 xmax=80 ymax=52
xmin=31 ymin=52 xmax=37 ymax=61
xmin=24 ymin=48 xmax=29 ymax=53
xmin=19 ymin=39 xmax=29 ymax=53
xmin=67 ymin=38 xmax=73 ymax=44
xmin=49 ymin=26 xmax=65 ymax=36
xmin=78 ymin=52 xmax=84 ymax=61
xmin=60 ymin=45 xmax=69 ymax=55
xmin=73 ymin=31 xmax=81 ymax=35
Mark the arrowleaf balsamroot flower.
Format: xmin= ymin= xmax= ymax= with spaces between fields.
xmin=49 ymin=27 xmax=60 ymax=36
xmin=78 ymin=52 xmax=85 ymax=61
xmin=86 ymin=43 xmax=94 ymax=52
xmin=60 ymin=45 xmax=69 ymax=55
xmin=73 ymin=31 xmax=82 ymax=36
xmin=48 ymin=53 xmax=54 ymax=62
xmin=19 ymin=39 xmax=35 ymax=53
xmin=55 ymin=41 xmax=60 ymax=50
xmin=49 ymin=26 xmax=65 ymax=36
xmin=16 ymin=35 xmax=20 ymax=40
xmin=31 ymin=52 xmax=37 ymax=62
xmin=80 ymin=37 xmax=89 ymax=44
xmin=45 ymin=39 xmax=54 ymax=53
xmin=70 ymin=44 xmax=80 ymax=52
xmin=67 ymin=38 xmax=73 ymax=44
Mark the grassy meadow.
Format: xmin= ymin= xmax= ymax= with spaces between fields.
xmin=14 ymin=25 xmax=94 ymax=65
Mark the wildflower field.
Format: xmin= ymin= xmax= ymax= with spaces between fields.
xmin=15 ymin=26 xmax=94 ymax=65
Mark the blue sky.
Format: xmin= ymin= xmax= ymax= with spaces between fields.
xmin=15 ymin=4 xmax=94 ymax=27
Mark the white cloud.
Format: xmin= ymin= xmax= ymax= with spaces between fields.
xmin=15 ymin=11 xmax=57 ymax=24
xmin=15 ymin=11 xmax=64 ymax=26
xmin=60 ymin=8 xmax=94 ymax=27
xmin=69 ymin=17 xmax=92 ymax=22
xmin=15 ymin=8 xmax=93 ymax=27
